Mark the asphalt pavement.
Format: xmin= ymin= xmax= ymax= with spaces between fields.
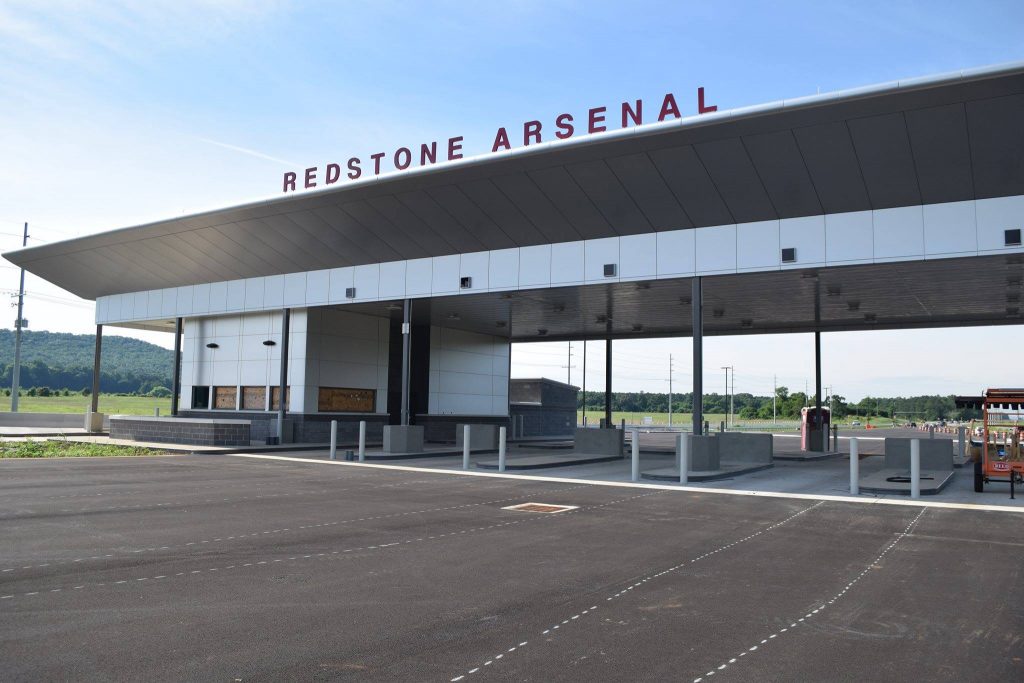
xmin=1 ymin=454 xmax=1021 ymax=681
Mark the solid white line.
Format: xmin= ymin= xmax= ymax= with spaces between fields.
xmin=224 ymin=453 xmax=1024 ymax=514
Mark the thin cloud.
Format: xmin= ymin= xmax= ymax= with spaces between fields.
xmin=194 ymin=137 xmax=298 ymax=168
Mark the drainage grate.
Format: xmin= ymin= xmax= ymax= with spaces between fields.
xmin=501 ymin=502 xmax=578 ymax=514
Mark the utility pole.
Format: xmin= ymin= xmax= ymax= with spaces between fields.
xmin=667 ymin=353 xmax=673 ymax=427
xmin=720 ymin=365 xmax=733 ymax=428
xmin=566 ymin=342 xmax=572 ymax=384
xmin=772 ymin=374 xmax=777 ymax=425
xmin=730 ymin=367 xmax=735 ymax=427
xmin=581 ymin=341 xmax=586 ymax=426
xmin=826 ymin=385 xmax=834 ymax=419
xmin=11 ymin=222 xmax=28 ymax=412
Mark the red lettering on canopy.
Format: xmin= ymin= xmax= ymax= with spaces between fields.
xmin=304 ymin=167 xmax=317 ymax=189
xmin=555 ymin=113 xmax=574 ymax=139
xmin=370 ymin=153 xmax=386 ymax=175
xmin=283 ymin=172 xmax=296 ymax=193
xmin=621 ymin=99 xmax=642 ymax=127
xmin=448 ymin=136 xmax=464 ymax=160
xmin=523 ymin=120 xmax=542 ymax=146
xmin=325 ymin=164 xmax=341 ymax=185
xmin=394 ymin=147 xmax=412 ymax=170
xmin=658 ymin=93 xmax=681 ymax=121
xmin=347 ymin=157 xmax=362 ymax=180
xmin=492 ymin=127 xmax=511 ymax=152
xmin=588 ymin=106 xmax=607 ymax=134
xmin=420 ymin=142 xmax=437 ymax=165
xmin=698 ymin=87 xmax=717 ymax=114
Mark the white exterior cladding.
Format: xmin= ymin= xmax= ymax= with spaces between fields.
xmin=97 ymin=195 xmax=1024 ymax=325
xmin=181 ymin=308 xmax=509 ymax=417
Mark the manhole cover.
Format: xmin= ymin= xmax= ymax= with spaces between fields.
xmin=501 ymin=502 xmax=578 ymax=513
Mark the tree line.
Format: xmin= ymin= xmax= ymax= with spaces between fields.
xmin=578 ymin=386 xmax=979 ymax=421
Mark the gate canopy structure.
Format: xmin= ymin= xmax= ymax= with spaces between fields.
xmin=4 ymin=61 xmax=1024 ymax=442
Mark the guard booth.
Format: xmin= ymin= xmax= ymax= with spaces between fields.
xmin=801 ymin=407 xmax=831 ymax=452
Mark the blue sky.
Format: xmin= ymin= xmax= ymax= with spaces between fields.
xmin=1 ymin=1 xmax=1023 ymax=399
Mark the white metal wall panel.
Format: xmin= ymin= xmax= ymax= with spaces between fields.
xmin=550 ymin=241 xmax=584 ymax=285
xmin=737 ymin=220 xmax=780 ymax=271
xmin=459 ymin=251 xmax=489 ymax=292
xmin=518 ymin=245 xmax=551 ymax=288
xmin=488 ymin=248 xmax=518 ymax=290
xmin=192 ymin=283 xmax=211 ymax=315
xmin=305 ymin=269 xmax=330 ymax=304
xmin=780 ymin=215 xmax=826 ymax=269
xmin=976 ymin=194 xmax=1024 ymax=253
xmin=825 ymin=211 xmax=873 ymax=264
xmin=923 ymin=200 xmax=977 ymax=257
xmin=431 ymin=255 xmax=460 ymax=294
xmin=283 ymin=272 xmax=307 ymax=306
xmin=618 ymin=233 xmax=657 ymax=281
xmin=584 ymin=237 xmax=619 ymax=283
xmin=656 ymin=229 xmax=696 ymax=277
xmin=208 ymin=282 xmax=227 ymax=314
xmin=353 ymin=264 xmax=380 ymax=302
xmin=327 ymin=266 xmax=354 ymax=303
xmin=243 ymin=277 xmax=264 ymax=310
xmin=225 ymin=280 xmax=245 ymax=311
xmin=873 ymin=205 xmax=924 ymax=261
xmin=695 ymin=224 xmax=737 ymax=274
xmin=263 ymin=275 xmax=284 ymax=309
xmin=405 ymin=257 xmax=433 ymax=297
xmin=377 ymin=261 xmax=406 ymax=299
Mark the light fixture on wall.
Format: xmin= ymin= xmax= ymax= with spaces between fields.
xmin=205 ymin=342 xmax=219 ymax=349
xmin=262 ymin=340 xmax=276 ymax=346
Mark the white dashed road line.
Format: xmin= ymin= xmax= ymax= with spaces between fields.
xmin=447 ymin=500 xmax=824 ymax=682
xmin=691 ymin=507 xmax=927 ymax=682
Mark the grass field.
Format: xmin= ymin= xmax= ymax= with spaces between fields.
xmin=0 ymin=438 xmax=162 ymax=458
xmin=1 ymin=395 xmax=173 ymax=416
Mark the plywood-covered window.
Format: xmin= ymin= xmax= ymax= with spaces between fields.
xmin=213 ymin=386 xmax=238 ymax=410
xmin=318 ymin=387 xmax=376 ymax=413
xmin=270 ymin=386 xmax=291 ymax=411
xmin=241 ymin=386 xmax=267 ymax=411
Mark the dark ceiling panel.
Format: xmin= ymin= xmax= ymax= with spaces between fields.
xmin=456 ymin=178 xmax=548 ymax=247
xmin=605 ymin=153 xmax=691 ymax=231
xmin=742 ymin=130 xmax=823 ymax=218
xmin=905 ymin=103 xmax=974 ymax=204
xmin=212 ymin=222 xmax=303 ymax=274
xmin=426 ymin=184 xmax=517 ymax=249
xmin=339 ymin=199 xmax=435 ymax=259
xmin=966 ymin=93 xmax=1024 ymax=199
xmin=563 ymin=159 xmax=653 ymax=236
xmin=526 ymin=166 xmax=612 ymax=240
xmin=394 ymin=190 xmax=487 ymax=254
xmin=312 ymin=204 xmax=403 ymax=263
xmin=647 ymin=145 xmax=733 ymax=227
xmin=792 ymin=122 xmax=870 ymax=214
xmin=363 ymin=195 xmax=454 ymax=256
xmin=847 ymin=113 xmax=922 ymax=209
xmin=237 ymin=216 xmax=333 ymax=271
xmin=694 ymin=138 xmax=777 ymax=223
xmin=285 ymin=209 xmax=368 ymax=265
xmin=177 ymin=229 xmax=266 ymax=278
xmin=489 ymin=173 xmax=582 ymax=243
xmin=267 ymin=214 xmax=349 ymax=269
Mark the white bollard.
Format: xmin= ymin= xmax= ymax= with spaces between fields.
xmin=928 ymin=425 xmax=934 ymax=439
xmin=498 ymin=426 xmax=507 ymax=472
xmin=910 ymin=438 xmax=921 ymax=499
xmin=957 ymin=427 xmax=966 ymax=459
xmin=154 ymin=407 xmax=160 ymax=417
xmin=631 ymin=427 xmax=640 ymax=482
xmin=849 ymin=437 xmax=859 ymax=495
xmin=358 ymin=420 xmax=366 ymax=461
xmin=679 ymin=434 xmax=689 ymax=485
xmin=462 ymin=424 xmax=471 ymax=470
xmin=329 ymin=420 xmax=338 ymax=460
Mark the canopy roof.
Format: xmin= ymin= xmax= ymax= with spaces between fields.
xmin=6 ymin=62 xmax=1024 ymax=301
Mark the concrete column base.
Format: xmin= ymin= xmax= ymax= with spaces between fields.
xmin=682 ymin=434 xmax=720 ymax=471
xmin=574 ymin=427 xmax=624 ymax=456
xmin=455 ymin=424 xmax=499 ymax=450
xmin=383 ymin=425 xmax=424 ymax=453
xmin=84 ymin=411 xmax=105 ymax=433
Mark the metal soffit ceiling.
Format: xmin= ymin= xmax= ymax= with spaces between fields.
xmin=5 ymin=64 xmax=1024 ymax=301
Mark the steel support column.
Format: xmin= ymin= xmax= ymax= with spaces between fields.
xmin=171 ymin=317 xmax=182 ymax=416
xmin=90 ymin=325 xmax=102 ymax=414
xmin=277 ymin=308 xmax=290 ymax=441
xmin=814 ymin=329 xmax=823 ymax=450
xmin=401 ymin=299 xmax=412 ymax=426
xmin=692 ymin=277 xmax=703 ymax=436
xmin=604 ymin=338 xmax=612 ymax=427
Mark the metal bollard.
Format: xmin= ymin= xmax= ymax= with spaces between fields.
xmin=358 ymin=420 xmax=366 ymax=462
xmin=631 ymin=427 xmax=640 ymax=482
xmin=719 ymin=421 xmax=725 ymax=433
xmin=462 ymin=424 xmax=471 ymax=470
xmin=849 ymin=437 xmax=859 ymax=495
xmin=928 ymin=425 xmax=934 ymax=439
xmin=910 ymin=438 xmax=921 ymax=499
xmin=329 ymin=420 xmax=338 ymax=460
xmin=498 ymin=426 xmax=507 ymax=473
xmin=154 ymin=407 xmax=160 ymax=417
xmin=957 ymin=427 xmax=965 ymax=459
xmin=679 ymin=433 xmax=690 ymax=484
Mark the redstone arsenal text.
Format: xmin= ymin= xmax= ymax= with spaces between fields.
xmin=281 ymin=88 xmax=717 ymax=193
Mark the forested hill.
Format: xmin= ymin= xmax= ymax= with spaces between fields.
xmin=0 ymin=329 xmax=172 ymax=393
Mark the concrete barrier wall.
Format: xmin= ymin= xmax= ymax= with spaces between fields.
xmin=884 ymin=438 xmax=954 ymax=471
xmin=575 ymin=427 xmax=623 ymax=456
xmin=456 ymin=424 xmax=500 ymax=450
xmin=0 ymin=412 xmax=108 ymax=429
xmin=110 ymin=416 xmax=250 ymax=446
xmin=686 ymin=435 xmax=721 ymax=471
xmin=717 ymin=432 xmax=773 ymax=464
